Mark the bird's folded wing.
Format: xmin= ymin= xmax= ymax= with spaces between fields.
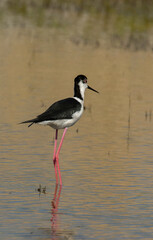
xmin=37 ymin=97 xmax=81 ymax=121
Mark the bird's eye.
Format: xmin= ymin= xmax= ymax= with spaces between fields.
xmin=83 ymin=79 xmax=87 ymax=83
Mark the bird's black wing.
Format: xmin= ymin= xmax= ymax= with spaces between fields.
xmin=20 ymin=98 xmax=81 ymax=127
xmin=36 ymin=98 xmax=81 ymax=122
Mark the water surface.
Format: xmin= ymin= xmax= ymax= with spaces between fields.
xmin=0 ymin=25 xmax=153 ymax=240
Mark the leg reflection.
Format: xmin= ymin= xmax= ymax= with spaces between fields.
xmin=51 ymin=184 xmax=62 ymax=235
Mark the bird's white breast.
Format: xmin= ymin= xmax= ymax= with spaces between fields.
xmin=38 ymin=98 xmax=84 ymax=129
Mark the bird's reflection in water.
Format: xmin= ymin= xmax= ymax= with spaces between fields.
xmin=51 ymin=184 xmax=62 ymax=238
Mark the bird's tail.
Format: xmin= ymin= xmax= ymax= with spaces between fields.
xmin=19 ymin=119 xmax=37 ymax=127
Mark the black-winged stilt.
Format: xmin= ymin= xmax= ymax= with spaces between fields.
xmin=21 ymin=75 xmax=99 ymax=185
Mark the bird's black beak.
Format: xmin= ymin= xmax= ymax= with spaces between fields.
xmin=88 ymin=85 xmax=99 ymax=93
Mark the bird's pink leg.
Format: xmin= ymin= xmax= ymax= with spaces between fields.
xmin=56 ymin=128 xmax=68 ymax=185
xmin=53 ymin=129 xmax=58 ymax=184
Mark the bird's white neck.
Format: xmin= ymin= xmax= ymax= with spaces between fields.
xmin=74 ymin=81 xmax=87 ymax=100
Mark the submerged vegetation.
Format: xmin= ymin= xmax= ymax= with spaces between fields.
xmin=0 ymin=0 xmax=153 ymax=50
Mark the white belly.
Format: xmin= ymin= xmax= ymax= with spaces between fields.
xmin=38 ymin=107 xmax=83 ymax=129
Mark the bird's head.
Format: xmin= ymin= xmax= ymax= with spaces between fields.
xmin=74 ymin=75 xmax=99 ymax=100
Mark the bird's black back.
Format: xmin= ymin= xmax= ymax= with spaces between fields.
xmin=36 ymin=97 xmax=81 ymax=122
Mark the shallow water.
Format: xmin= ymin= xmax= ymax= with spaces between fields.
xmin=1 ymin=25 xmax=153 ymax=240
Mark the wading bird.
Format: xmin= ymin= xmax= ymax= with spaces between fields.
xmin=21 ymin=75 xmax=99 ymax=185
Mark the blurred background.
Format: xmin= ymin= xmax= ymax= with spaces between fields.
xmin=0 ymin=0 xmax=153 ymax=49
xmin=1 ymin=1 xmax=153 ymax=240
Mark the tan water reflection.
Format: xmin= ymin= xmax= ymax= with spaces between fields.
xmin=1 ymin=27 xmax=153 ymax=239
